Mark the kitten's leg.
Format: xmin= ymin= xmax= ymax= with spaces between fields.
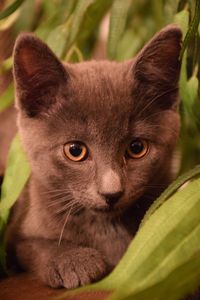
xmin=9 ymin=239 xmax=109 ymax=289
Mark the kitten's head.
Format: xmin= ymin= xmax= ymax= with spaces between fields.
xmin=13 ymin=25 xmax=182 ymax=215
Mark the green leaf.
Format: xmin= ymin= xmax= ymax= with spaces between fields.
xmin=0 ymin=83 xmax=14 ymax=113
xmin=0 ymin=57 xmax=13 ymax=73
xmin=0 ymin=8 xmax=20 ymax=30
xmin=13 ymin=0 xmax=35 ymax=33
xmin=174 ymin=8 xmax=189 ymax=37
xmin=116 ymin=26 xmax=147 ymax=61
xmin=174 ymin=9 xmax=189 ymax=108
xmin=180 ymin=0 xmax=200 ymax=60
xmin=107 ymin=0 xmax=132 ymax=59
xmin=113 ymin=252 xmax=200 ymax=300
xmin=59 ymin=171 xmax=200 ymax=300
xmin=76 ymin=0 xmax=113 ymax=53
xmin=114 ymin=181 xmax=200 ymax=294
xmin=0 ymin=135 xmax=31 ymax=225
xmin=59 ymin=0 xmax=76 ymax=24
xmin=0 ymin=0 xmax=26 ymax=21
xmin=64 ymin=45 xmax=84 ymax=62
xmin=35 ymin=0 xmax=76 ymax=41
xmin=46 ymin=19 xmax=72 ymax=59
xmin=141 ymin=164 xmax=200 ymax=226
xmin=183 ymin=71 xmax=199 ymax=115
xmin=0 ymin=135 xmax=30 ymax=275
xmin=67 ymin=0 xmax=95 ymax=49
xmin=151 ymin=0 xmax=164 ymax=29
xmin=108 ymin=178 xmax=200 ymax=299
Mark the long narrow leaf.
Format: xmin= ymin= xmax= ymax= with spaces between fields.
xmin=67 ymin=0 xmax=95 ymax=48
xmin=107 ymin=0 xmax=132 ymax=59
xmin=141 ymin=164 xmax=200 ymax=226
xmin=180 ymin=0 xmax=200 ymax=59
xmin=0 ymin=0 xmax=25 ymax=21
xmin=0 ymin=135 xmax=30 ymax=225
xmin=46 ymin=19 xmax=72 ymax=59
xmin=108 ymin=178 xmax=200 ymax=299
xmin=115 ymin=252 xmax=200 ymax=300
xmin=0 ymin=135 xmax=30 ymax=275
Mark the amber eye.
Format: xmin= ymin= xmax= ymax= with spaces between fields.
xmin=63 ymin=142 xmax=88 ymax=162
xmin=127 ymin=139 xmax=149 ymax=159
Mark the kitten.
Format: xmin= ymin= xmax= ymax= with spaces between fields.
xmin=5 ymin=25 xmax=182 ymax=289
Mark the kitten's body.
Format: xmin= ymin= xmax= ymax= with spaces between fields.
xmin=5 ymin=25 xmax=182 ymax=288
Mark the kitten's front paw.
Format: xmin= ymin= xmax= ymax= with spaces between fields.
xmin=44 ymin=247 xmax=108 ymax=289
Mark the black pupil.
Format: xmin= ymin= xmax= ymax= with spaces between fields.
xmin=69 ymin=144 xmax=83 ymax=157
xmin=130 ymin=140 xmax=144 ymax=154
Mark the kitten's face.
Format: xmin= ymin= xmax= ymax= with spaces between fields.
xmin=13 ymin=25 xmax=182 ymax=214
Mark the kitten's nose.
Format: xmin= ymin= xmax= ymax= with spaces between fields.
xmin=103 ymin=191 xmax=124 ymax=206
xmin=98 ymin=168 xmax=124 ymax=206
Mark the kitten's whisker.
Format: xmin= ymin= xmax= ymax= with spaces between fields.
xmin=57 ymin=203 xmax=83 ymax=244
xmin=47 ymin=196 xmax=74 ymax=207
xmin=47 ymin=193 xmax=71 ymax=199
xmin=53 ymin=200 xmax=77 ymax=212
xmin=58 ymin=205 xmax=73 ymax=246
xmin=140 ymin=110 xmax=164 ymax=121
xmin=55 ymin=200 xmax=81 ymax=215
xmin=41 ymin=187 xmax=73 ymax=195
xmin=71 ymin=205 xmax=83 ymax=216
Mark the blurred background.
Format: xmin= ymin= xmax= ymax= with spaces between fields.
xmin=0 ymin=0 xmax=200 ymax=173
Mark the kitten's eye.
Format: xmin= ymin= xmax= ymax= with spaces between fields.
xmin=127 ymin=139 xmax=149 ymax=159
xmin=63 ymin=142 xmax=88 ymax=162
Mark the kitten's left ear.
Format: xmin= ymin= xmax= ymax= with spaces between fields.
xmin=132 ymin=25 xmax=182 ymax=109
xmin=13 ymin=33 xmax=68 ymax=117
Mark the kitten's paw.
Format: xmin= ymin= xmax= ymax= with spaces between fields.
xmin=45 ymin=248 xmax=108 ymax=289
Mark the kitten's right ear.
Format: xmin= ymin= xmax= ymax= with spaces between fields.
xmin=13 ymin=33 xmax=68 ymax=117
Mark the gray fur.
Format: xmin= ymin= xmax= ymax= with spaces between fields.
xmin=6 ymin=25 xmax=182 ymax=289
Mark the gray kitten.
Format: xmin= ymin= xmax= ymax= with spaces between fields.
xmin=5 ymin=25 xmax=182 ymax=289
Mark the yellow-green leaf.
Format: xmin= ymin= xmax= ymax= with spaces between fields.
xmin=107 ymin=0 xmax=132 ymax=59
xmin=0 ymin=135 xmax=31 ymax=224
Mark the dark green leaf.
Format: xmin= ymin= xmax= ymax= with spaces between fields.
xmin=0 ymin=0 xmax=26 ymax=21
xmin=180 ymin=0 xmax=200 ymax=59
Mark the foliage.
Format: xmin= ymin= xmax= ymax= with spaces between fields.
xmin=0 ymin=0 xmax=200 ymax=299
xmin=62 ymin=167 xmax=200 ymax=300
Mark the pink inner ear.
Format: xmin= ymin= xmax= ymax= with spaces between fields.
xmin=19 ymin=47 xmax=41 ymax=76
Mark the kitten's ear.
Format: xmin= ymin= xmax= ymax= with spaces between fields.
xmin=132 ymin=25 xmax=182 ymax=110
xmin=13 ymin=33 xmax=68 ymax=117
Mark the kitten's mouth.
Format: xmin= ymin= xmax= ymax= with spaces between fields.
xmin=92 ymin=205 xmax=124 ymax=215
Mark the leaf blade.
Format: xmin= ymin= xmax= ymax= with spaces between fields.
xmin=0 ymin=0 xmax=26 ymax=21
xmin=107 ymin=0 xmax=132 ymax=59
